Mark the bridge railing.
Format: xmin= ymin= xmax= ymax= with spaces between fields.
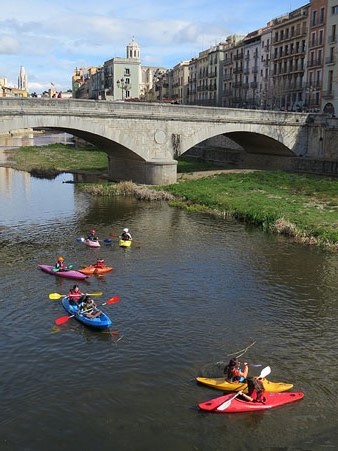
xmin=0 ymin=97 xmax=311 ymax=125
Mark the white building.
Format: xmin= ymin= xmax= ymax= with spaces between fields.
xmin=18 ymin=65 xmax=27 ymax=91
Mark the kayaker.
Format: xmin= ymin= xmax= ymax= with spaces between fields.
xmin=87 ymin=229 xmax=99 ymax=242
xmin=54 ymin=256 xmax=66 ymax=271
xmin=68 ymin=284 xmax=84 ymax=304
xmin=238 ymin=376 xmax=266 ymax=403
xmin=121 ymin=228 xmax=132 ymax=240
xmin=94 ymin=258 xmax=105 ymax=269
xmin=79 ymin=296 xmax=101 ymax=318
xmin=225 ymin=358 xmax=249 ymax=382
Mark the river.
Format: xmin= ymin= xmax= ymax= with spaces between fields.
xmin=0 ymin=143 xmax=337 ymax=450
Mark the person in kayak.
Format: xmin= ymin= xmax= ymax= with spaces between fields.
xmin=67 ymin=284 xmax=84 ymax=304
xmin=121 ymin=228 xmax=132 ymax=240
xmin=79 ymin=296 xmax=101 ymax=318
xmin=225 ymin=358 xmax=249 ymax=382
xmin=94 ymin=258 xmax=105 ymax=269
xmin=54 ymin=256 xmax=66 ymax=271
xmin=238 ymin=376 xmax=266 ymax=403
xmin=87 ymin=229 xmax=99 ymax=242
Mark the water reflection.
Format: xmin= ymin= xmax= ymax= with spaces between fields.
xmin=0 ymin=131 xmax=74 ymax=150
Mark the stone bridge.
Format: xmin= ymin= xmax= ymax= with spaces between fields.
xmin=0 ymin=98 xmax=322 ymax=184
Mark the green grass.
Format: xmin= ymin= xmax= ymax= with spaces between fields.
xmin=162 ymin=171 xmax=338 ymax=247
xmin=5 ymin=143 xmax=108 ymax=173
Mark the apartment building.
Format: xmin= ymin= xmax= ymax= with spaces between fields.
xmin=306 ymin=0 xmax=327 ymax=111
xmin=271 ymin=5 xmax=310 ymax=111
xmin=260 ymin=26 xmax=273 ymax=109
xmin=322 ymin=0 xmax=338 ymax=114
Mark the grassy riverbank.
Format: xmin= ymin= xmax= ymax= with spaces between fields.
xmin=162 ymin=171 xmax=338 ymax=249
xmin=3 ymin=143 xmax=108 ymax=174
xmin=2 ymin=143 xmax=338 ymax=250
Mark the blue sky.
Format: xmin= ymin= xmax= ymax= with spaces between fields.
xmin=0 ymin=0 xmax=308 ymax=93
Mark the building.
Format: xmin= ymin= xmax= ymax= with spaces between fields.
xmin=322 ymin=0 xmax=338 ymax=114
xmin=271 ymin=5 xmax=310 ymax=111
xmin=18 ymin=65 xmax=28 ymax=91
xmin=305 ymin=0 xmax=327 ymax=111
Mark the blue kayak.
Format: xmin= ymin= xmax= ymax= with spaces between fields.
xmin=61 ymin=296 xmax=112 ymax=329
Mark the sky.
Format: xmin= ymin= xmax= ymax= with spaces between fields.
xmin=0 ymin=0 xmax=308 ymax=93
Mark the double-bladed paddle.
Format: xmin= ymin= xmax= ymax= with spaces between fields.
xmin=54 ymin=295 xmax=120 ymax=326
xmin=76 ymin=237 xmax=112 ymax=244
xmin=49 ymin=291 xmax=103 ymax=300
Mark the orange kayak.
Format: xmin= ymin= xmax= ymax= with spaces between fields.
xmin=78 ymin=265 xmax=113 ymax=275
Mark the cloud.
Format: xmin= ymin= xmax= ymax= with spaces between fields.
xmin=0 ymin=35 xmax=20 ymax=54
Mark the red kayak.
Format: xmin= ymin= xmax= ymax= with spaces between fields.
xmin=198 ymin=391 xmax=304 ymax=413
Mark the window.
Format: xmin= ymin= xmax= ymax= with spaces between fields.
xmin=319 ymin=29 xmax=324 ymax=45
xmin=312 ymin=10 xmax=317 ymax=26
xmin=332 ymin=5 xmax=338 ymax=14
xmin=320 ymin=7 xmax=325 ymax=23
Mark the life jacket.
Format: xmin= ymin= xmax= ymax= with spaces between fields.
xmin=226 ymin=362 xmax=244 ymax=382
xmin=55 ymin=261 xmax=65 ymax=270
xmin=68 ymin=290 xmax=82 ymax=300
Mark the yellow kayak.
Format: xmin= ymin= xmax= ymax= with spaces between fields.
xmin=119 ymin=239 xmax=132 ymax=248
xmin=196 ymin=377 xmax=293 ymax=393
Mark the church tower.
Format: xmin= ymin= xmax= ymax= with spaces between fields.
xmin=18 ymin=65 xmax=28 ymax=91
xmin=126 ymin=37 xmax=140 ymax=61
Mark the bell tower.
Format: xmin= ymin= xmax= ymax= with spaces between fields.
xmin=126 ymin=37 xmax=140 ymax=61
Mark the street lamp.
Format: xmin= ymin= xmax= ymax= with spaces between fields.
xmin=116 ymin=78 xmax=131 ymax=100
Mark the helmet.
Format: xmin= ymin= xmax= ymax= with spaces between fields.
xmin=97 ymin=259 xmax=104 ymax=263
xmin=123 ymin=228 xmax=129 ymax=233
xmin=58 ymin=256 xmax=64 ymax=262
xmin=89 ymin=229 xmax=96 ymax=235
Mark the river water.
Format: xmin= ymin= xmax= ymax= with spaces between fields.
xmin=0 ymin=149 xmax=338 ymax=450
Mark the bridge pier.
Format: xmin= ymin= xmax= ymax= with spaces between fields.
xmin=108 ymin=156 xmax=177 ymax=185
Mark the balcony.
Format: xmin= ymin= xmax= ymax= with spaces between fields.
xmin=233 ymin=67 xmax=243 ymax=74
xmin=307 ymin=59 xmax=323 ymax=68
xmin=322 ymin=90 xmax=334 ymax=99
xmin=326 ymin=56 xmax=335 ymax=65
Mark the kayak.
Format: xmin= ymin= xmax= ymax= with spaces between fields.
xmin=119 ymin=239 xmax=132 ymax=248
xmin=38 ymin=264 xmax=88 ymax=280
xmin=196 ymin=376 xmax=293 ymax=393
xmin=198 ymin=391 xmax=304 ymax=413
xmin=61 ymin=296 xmax=112 ymax=329
xmin=84 ymin=239 xmax=100 ymax=248
xmin=78 ymin=265 xmax=113 ymax=275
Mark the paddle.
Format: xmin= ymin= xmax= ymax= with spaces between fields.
xmin=54 ymin=295 xmax=120 ymax=326
xmin=49 ymin=291 xmax=103 ymax=300
xmin=200 ymin=366 xmax=272 ymax=412
xmin=76 ymin=237 xmax=112 ymax=244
